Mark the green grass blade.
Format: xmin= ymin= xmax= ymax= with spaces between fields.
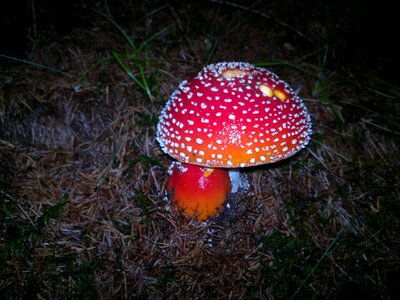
xmin=0 ymin=54 xmax=66 ymax=75
xmin=94 ymin=10 xmax=136 ymax=49
xmin=112 ymin=50 xmax=145 ymax=90
xmin=138 ymin=62 xmax=153 ymax=101
xmin=78 ymin=56 xmax=111 ymax=81
xmin=134 ymin=4 xmax=168 ymax=27
xmin=290 ymin=230 xmax=345 ymax=300
xmin=139 ymin=24 xmax=173 ymax=50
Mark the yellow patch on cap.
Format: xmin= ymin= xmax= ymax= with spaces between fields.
xmin=259 ymin=84 xmax=273 ymax=97
xmin=273 ymin=89 xmax=287 ymax=101
xmin=222 ymin=69 xmax=251 ymax=78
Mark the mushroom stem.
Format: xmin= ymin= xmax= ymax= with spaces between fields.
xmin=228 ymin=169 xmax=249 ymax=193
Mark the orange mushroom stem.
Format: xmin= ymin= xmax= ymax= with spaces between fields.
xmin=166 ymin=161 xmax=231 ymax=221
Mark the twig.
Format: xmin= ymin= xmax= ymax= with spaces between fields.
xmin=311 ymin=138 xmax=351 ymax=162
xmin=0 ymin=139 xmax=16 ymax=149
xmin=362 ymin=118 xmax=400 ymax=136
xmin=2 ymin=191 xmax=35 ymax=226
xmin=0 ymin=54 xmax=67 ymax=75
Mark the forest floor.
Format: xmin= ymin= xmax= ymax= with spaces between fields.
xmin=1 ymin=1 xmax=399 ymax=299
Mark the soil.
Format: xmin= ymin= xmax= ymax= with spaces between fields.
xmin=1 ymin=1 xmax=399 ymax=299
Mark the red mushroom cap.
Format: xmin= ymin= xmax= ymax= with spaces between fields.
xmin=157 ymin=62 xmax=311 ymax=168
xmin=166 ymin=161 xmax=231 ymax=221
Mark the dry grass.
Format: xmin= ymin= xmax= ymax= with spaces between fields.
xmin=1 ymin=1 xmax=399 ymax=299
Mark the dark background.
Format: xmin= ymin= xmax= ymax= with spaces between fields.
xmin=1 ymin=0 xmax=399 ymax=85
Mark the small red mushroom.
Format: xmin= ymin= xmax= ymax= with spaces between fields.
xmin=157 ymin=62 xmax=312 ymax=220
xmin=166 ymin=161 xmax=231 ymax=221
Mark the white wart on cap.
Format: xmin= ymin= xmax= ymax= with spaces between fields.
xmin=157 ymin=61 xmax=312 ymax=168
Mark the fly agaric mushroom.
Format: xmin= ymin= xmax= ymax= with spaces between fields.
xmin=166 ymin=161 xmax=231 ymax=221
xmin=157 ymin=61 xmax=311 ymax=219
